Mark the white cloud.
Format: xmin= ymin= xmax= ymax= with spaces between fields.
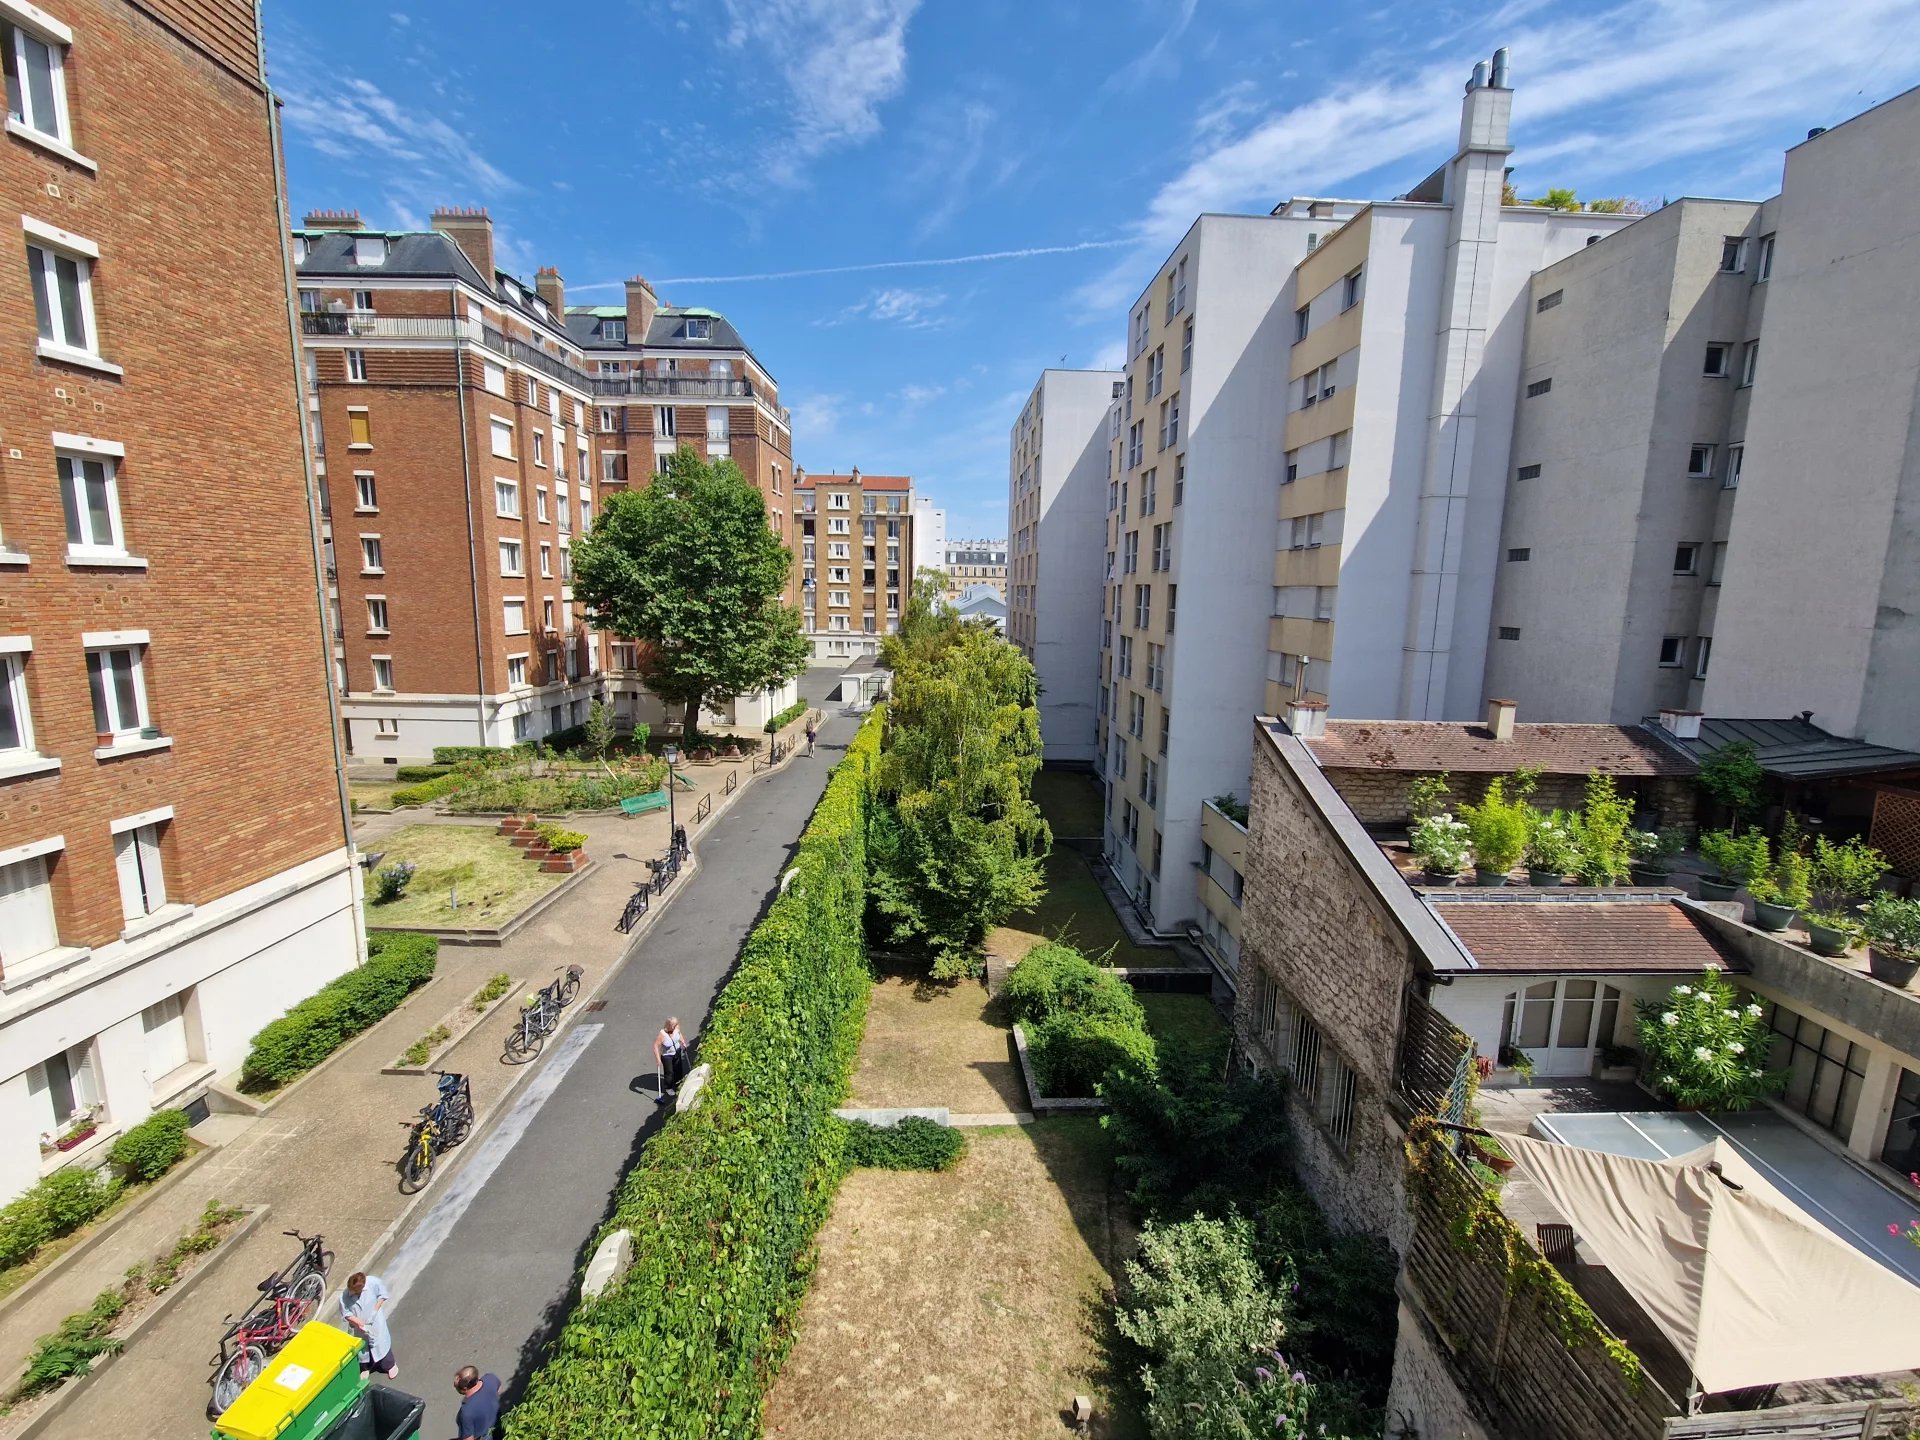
xmin=898 ymin=382 xmax=946 ymax=405
xmin=721 ymin=0 xmax=921 ymax=185
xmin=910 ymin=99 xmax=998 ymax=238
xmin=789 ymin=392 xmax=846 ymax=439
xmin=1089 ymin=338 xmax=1128 ymax=372
xmin=1100 ymin=0 xmax=1200 ymax=96
xmin=816 ymin=285 xmax=950 ymax=329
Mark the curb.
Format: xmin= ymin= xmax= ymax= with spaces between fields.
xmin=10 ymin=1204 xmax=271 ymax=1440
xmin=381 ymin=979 xmax=527 ymax=1076
xmin=0 ymin=1143 xmax=221 ymax=1325
xmin=369 ymin=859 xmax=598 ymax=948
xmin=1011 ymin=1023 xmax=1109 ymax=1116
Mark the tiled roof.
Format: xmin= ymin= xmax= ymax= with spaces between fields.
xmin=561 ymin=305 xmax=751 ymax=353
xmin=1305 ymin=721 xmax=1695 ymax=777
xmin=1639 ymin=716 xmax=1920 ymax=780
xmin=796 ymin=473 xmax=913 ymax=491
xmin=1424 ymin=894 xmax=1739 ymax=974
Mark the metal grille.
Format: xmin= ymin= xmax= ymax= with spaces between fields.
xmin=1870 ymin=791 xmax=1920 ymax=880
xmin=1325 ymin=1058 xmax=1358 ymax=1152
xmin=1292 ymin=1012 xmax=1324 ymax=1107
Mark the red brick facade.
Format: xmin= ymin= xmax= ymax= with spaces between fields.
xmin=791 ymin=471 xmax=914 ymax=659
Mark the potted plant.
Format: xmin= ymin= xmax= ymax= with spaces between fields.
xmin=1628 ymin=827 xmax=1688 ymax=885
xmin=1472 ymin=1133 xmax=1517 ymax=1175
xmin=1861 ymin=893 xmax=1920 ymax=989
xmin=1523 ymin=808 xmax=1576 ymax=886
xmin=1636 ymin=970 xmax=1785 ymax=1111
xmin=1410 ymin=812 xmax=1470 ymax=885
xmin=1496 ymin=1043 xmax=1535 ymax=1083
xmin=1697 ymin=828 xmax=1766 ymax=902
xmin=1805 ymin=835 xmax=1888 ymax=956
xmin=1594 ymin=1044 xmax=1639 ymax=1083
xmin=1747 ymin=847 xmax=1811 ymax=932
xmin=1569 ymin=772 xmax=1635 ymax=885
xmin=1460 ymin=778 xmax=1529 ymax=886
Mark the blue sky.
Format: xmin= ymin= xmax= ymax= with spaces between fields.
xmin=266 ymin=0 xmax=1920 ymax=541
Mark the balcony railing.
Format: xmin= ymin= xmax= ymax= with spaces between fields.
xmin=593 ymin=375 xmax=754 ymax=400
xmin=302 ymin=313 xmax=479 ymax=340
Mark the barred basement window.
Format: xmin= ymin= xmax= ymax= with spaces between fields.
xmin=1516 ymin=463 xmax=1541 ymax=480
xmin=1507 ymin=548 xmax=1531 ymax=561
xmin=1291 ymin=1012 xmax=1324 ymax=1106
xmin=1325 ymin=1058 xmax=1358 ymax=1153
xmin=1525 ymin=378 xmax=1552 ymax=397
xmin=1498 ymin=626 xmax=1521 ymax=640
xmin=1536 ymin=289 xmax=1564 ymax=312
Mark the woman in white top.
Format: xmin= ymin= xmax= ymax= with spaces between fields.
xmin=653 ymin=1017 xmax=688 ymax=1103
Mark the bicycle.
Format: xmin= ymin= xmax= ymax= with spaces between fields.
xmin=207 ymin=1230 xmax=334 ymax=1415
xmin=397 ymin=1070 xmax=473 ymax=1193
xmin=502 ymin=966 xmax=580 ymax=1064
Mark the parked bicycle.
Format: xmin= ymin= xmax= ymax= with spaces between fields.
xmin=207 ymin=1229 xmax=334 ymax=1415
xmin=502 ymin=964 xmax=584 ymax=1064
xmin=397 ymin=1069 xmax=474 ymax=1193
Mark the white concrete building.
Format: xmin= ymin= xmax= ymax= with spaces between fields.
xmin=1008 ymin=369 xmax=1118 ymax=766
xmin=910 ymin=496 xmax=947 ymax=588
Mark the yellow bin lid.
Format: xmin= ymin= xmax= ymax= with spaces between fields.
xmin=214 ymin=1322 xmax=363 ymax=1440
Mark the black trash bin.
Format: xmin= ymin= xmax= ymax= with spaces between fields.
xmin=315 ymin=1384 xmax=426 ymax=1440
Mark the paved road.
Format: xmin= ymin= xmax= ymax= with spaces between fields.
xmin=375 ymin=676 xmax=859 ymax=1439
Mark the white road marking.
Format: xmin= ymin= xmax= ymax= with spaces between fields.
xmin=383 ymin=1022 xmax=602 ymax=1315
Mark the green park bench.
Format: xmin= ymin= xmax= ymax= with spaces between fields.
xmin=620 ymin=790 xmax=670 ymax=817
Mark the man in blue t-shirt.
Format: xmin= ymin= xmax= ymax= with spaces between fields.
xmin=453 ymin=1365 xmax=502 ymax=1440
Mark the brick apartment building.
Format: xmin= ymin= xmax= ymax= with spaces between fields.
xmin=791 ymin=470 xmax=915 ymax=664
xmin=295 ymin=226 xmax=798 ymax=755
xmin=0 ymin=0 xmax=360 ymax=1198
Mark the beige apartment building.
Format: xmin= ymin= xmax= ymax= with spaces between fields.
xmin=792 ymin=471 xmax=915 ymax=664
xmin=942 ymin=540 xmax=1006 ymax=601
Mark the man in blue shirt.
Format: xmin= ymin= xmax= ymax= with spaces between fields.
xmin=454 ymin=1365 xmax=502 ymax=1440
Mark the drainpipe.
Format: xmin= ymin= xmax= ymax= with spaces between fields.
xmin=451 ymin=295 xmax=489 ymax=747
xmin=258 ymin=5 xmax=366 ymax=961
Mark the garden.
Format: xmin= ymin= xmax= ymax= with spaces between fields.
xmin=361 ymin=824 xmax=567 ymax=930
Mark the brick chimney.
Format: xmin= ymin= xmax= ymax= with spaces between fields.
xmin=431 ymin=206 xmax=495 ymax=280
xmin=535 ymin=266 xmax=565 ymax=314
xmin=1485 ymin=698 xmax=1517 ymax=741
xmin=624 ymin=276 xmax=658 ymax=340
xmin=302 ymin=209 xmax=363 ymax=231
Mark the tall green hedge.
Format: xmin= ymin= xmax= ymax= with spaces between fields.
xmin=240 ymin=933 xmax=438 ymax=1089
xmin=506 ymin=713 xmax=880 ymax=1440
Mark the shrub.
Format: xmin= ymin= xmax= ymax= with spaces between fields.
xmin=1750 ymin=847 xmax=1811 ymax=909
xmin=401 ymin=1026 xmax=450 ymax=1068
xmin=1637 ymin=969 xmax=1785 ymax=1110
xmin=391 ymin=772 xmax=470 ymax=808
xmin=1862 ymin=893 xmax=1920 ymax=959
xmin=107 ymin=1109 xmax=190 ymax=1184
xmin=241 ymin=933 xmax=438 ymax=1089
xmin=1810 ymin=835 xmax=1888 ymax=912
xmin=1699 ymin=828 xmax=1768 ymax=886
xmin=1523 ymin=808 xmax=1578 ymax=874
xmin=1028 ymin=1010 xmax=1158 ymax=1096
xmin=1407 ymin=771 xmax=1451 ymax=821
xmin=763 ymin=699 xmax=809 ymax=733
xmin=1002 ymin=942 xmax=1144 ymax=1029
xmin=1697 ymin=739 xmax=1765 ymax=822
xmin=505 ymin=713 xmax=881 ymax=1440
xmin=472 ymin=972 xmax=512 ymax=1008
xmin=1104 ymin=1056 xmax=1292 ymax=1217
xmin=535 ymin=824 xmax=587 ymax=853
xmin=37 ymin=1166 xmax=120 ymax=1233
xmin=1459 ymin=778 xmax=1528 ymax=874
xmin=0 ymin=1195 xmax=54 ymax=1270
xmin=431 ymin=745 xmax=521 ymax=766
xmin=1569 ymin=772 xmax=1636 ymax=884
xmin=393 ymin=764 xmax=454 ymax=782
xmin=371 ymin=863 xmax=416 ymax=904
xmin=1409 ymin=813 xmax=1469 ymax=874
xmin=1209 ymin=793 xmax=1249 ymax=826
xmin=16 ymin=1284 xmax=125 ymax=1396
xmin=839 ymin=1116 xmax=966 ymax=1171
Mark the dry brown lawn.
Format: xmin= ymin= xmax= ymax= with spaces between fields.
xmin=763 ymin=1120 xmax=1143 ymax=1440
xmin=850 ymin=961 xmax=1026 ymax=1114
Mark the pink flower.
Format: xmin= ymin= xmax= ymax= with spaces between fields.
xmin=1893 ymin=1225 xmax=1904 ymax=1236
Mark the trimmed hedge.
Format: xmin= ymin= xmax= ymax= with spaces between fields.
xmin=240 ymin=933 xmax=438 ymax=1090
xmin=391 ymin=772 xmax=471 ymax=808
xmin=1005 ymin=942 xmax=1156 ymax=1097
xmin=763 ymin=699 xmax=809 ymax=734
xmin=106 ymin=1109 xmax=191 ymax=1183
xmin=393 ymin=764 xmax=454 ymax=782
xmin=0 ymin=1166 xmax=120 ymax=1272
xmin=506 ymin=712 xmax=881 ymax=1440
xmin=839 ymin=1115 xmax=966 ymax=1172
xmin=431 ymin=745 xmax=519 ymax=766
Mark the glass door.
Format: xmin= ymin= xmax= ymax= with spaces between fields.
xmin=1503 ymin=980 xmax=1623 ymax=1077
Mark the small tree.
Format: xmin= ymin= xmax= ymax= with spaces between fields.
xmin=571 ymin=446 xmax=808 ymax=739
xmin=1637 ymin=970 xmax=1786 ymax=1110
xmin=1570 ymin=772 xmax=1635 ymax=884
xmin=1697 ymin=740 xmax=1765 ymax=827
xmin=583 ymin=699 xmax=615 ymax=760
xmin=1530 ymin=187 xmax=1581 ymax=211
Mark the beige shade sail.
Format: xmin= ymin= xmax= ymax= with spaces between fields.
xmin=1497 ymin=1132 xmax=1920 ymax=1394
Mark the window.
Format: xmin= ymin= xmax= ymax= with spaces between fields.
xmin=57 ymin=448 xmax=126 ymax=557
xmin=341 ymin=348 xmax=368 ymax=384
xmin=355 ymin=473 xmax=377 ymax=511
xmin=1284 ymin=450 xmax=1298 ymax=484
xmin=352 ymin=289 xmax=373 ymax=312
xmin=1673 ymin=543 xmax=1699 ymax=575
xmin=1515 ymin=463 xmax=1541 ymax=481
xmin=374 ymin=716 xmax=399 ymax=738
xmin=1720 ymin=237 xmax=1747 ymax=273
xmin=1756 ymin=233 xmax=1775 ymax=281
xmin=366 ymin=597 xmax=388 ymax=632
xmin=0 ymin=849 xmax=60 ymax=971
xmin=498 ymin=540 xmax=522 ymax=575
xmin=348 ymin=410 xmax=371 ymax=446
xmin=1324 ymin=1057 xmax=1358 ymax=1153
xmin=685 ymin=317 xmax=711 ymax=340
xmin=1152 ymin=523 xmax=1170 ymax=572
xmin=0 ymin=647 xmax=35 ymax=758
xmin=1123 ymin=531 xmax=1138 ymax=574
xmin=536 ymin=488 xmax=549 ymax=524
xmin=489 ymin=417 xmax=514 ymax=458
xmin=1181 ymin=318 xmax=1193 ymax=373
xmin=1146 ymin=643 xmax=1164 ymax=693
xmin=1724 ymin=444 xmax=1743 ymax=490
xmin=86 ymin=642 xmax=149 ymax=737
xmin=352 ymin=235 xmax=386 ymax=266
xmin=1341 ymin=268 xmax=1362 ymax=311
xmin=542 ymin=598 xmax=555 ymax=632
xmin=507 ymin=654 xmax=527 ymax=687
xmin=1147 ymin=347 xmax=1163 ymax=399
xmin=1173 ymin=457 xmax=1185 ymax=507
xmin=494 ymin=479 xmax=519 ymax=517
xmin=1118 ymin=635 xmax=1133 ymax=678
xmin=503 ymin=599 xmax=526 ymax=634
xmin=1740 ymin=341 xmax=1759 ymax=387
xmin=1174 ymin=255 xmax=1187 ymax=313
xmin=1498 ymin=626 xmax=1521 ymax=641
xmin=371 ymin=656 xmax=394 ymax=691
xmin=531 ymin=431 xmax=545 ymax=467
xmin=1525 ymin=378 xmax=1552 ymax=398
xmin=1507 ymin=547 xmax=1530 ymax=562
xmin=539 ymin=542 xmax=552 ymax=577
xmin=27 ymin=231 xmax=100 ymax=358
xmin=1290 ymin=1011 xmax=1324 ymax=1105
xmin=1687 ymin=444 xmax=1716 ymax=478
xmin=1141 ymin=469 xmax=1157 ymax=516
xmin=483 ymin=362 xmax=506 ymax=397
xmin=1693 ymin=637 xmax=1712 ymax=679
xmin=1161 ymin=395 xmax=1179 ymax=449
xmin=707 ymin=406 xmax=730 ymax=440
xmin=1127 ymin=421 xmax=1144 ymax=469
xmin=1141 ymin=757 xmax=1158 ymax=807
xmin=1128 ymin=691 xmax=1145 ymax=738
xmin=1659 ymin=636 xmax=1684 ymax=667
xmin=1167 ymin=583 xmax=1176 ymax=632
xmin=360 ymin=535 xmax=382 ymax=572
xmin=1294 ymin=305 xmax=1309 ymax=342
xmin=1133 ymin=584 xmax=1150 ymax=629
xmin=1768 ymin=1004 xmax=1868 ymax=1144
xmin=5 ymin=15 xmax=73 ymax=145
xmin=1703 ymin=343 xmax=1730 ymax=377
xmin=112 ymin=818 xmax=167 ymax=923
xmin=1536 ymin=289 xmax=1563 ymax=312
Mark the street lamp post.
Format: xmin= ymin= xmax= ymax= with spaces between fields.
xmin=662 ymin=743 xmax=679 ymax=844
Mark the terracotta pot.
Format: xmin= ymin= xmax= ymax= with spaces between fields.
xmin=1867 ymin=946 xmax=1920 ymax=989
xmin=1697 ymin=877 xmax=1741 ymax=902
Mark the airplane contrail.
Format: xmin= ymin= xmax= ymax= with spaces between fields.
xmin=568 ymin=238 xmax=1135 ymax=290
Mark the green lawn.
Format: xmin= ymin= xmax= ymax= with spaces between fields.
xmin=364 ymin=824 xmax=563 ymax=928
xmin=349 ymin=779 xmax=407 ymax=811
xmin=1032 ymin=769 xmax=1105 ymax=838
xmin=1139 ymin=992 xmax=1231 ymax=1069
xmin=1004 ymin=845 xmax=1184 ymax=967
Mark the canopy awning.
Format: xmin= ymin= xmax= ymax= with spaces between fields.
xmin=1499 ymin=1132 xmax=1920 ymax=1394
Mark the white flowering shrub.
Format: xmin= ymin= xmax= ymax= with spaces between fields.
xmin=1411 ymin=813 xmax=1471 ymax=874
xmin=1636 ymin=970 xmax=1786 ymax=1111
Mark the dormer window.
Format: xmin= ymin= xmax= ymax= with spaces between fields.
xmin=603 ymin=319 xmax=626 ymax=343
xmin=352 ymin=235 xmax=386 ymax=266
xmin=685 ymin=317 xmax=711 ymax=340
xmin=293 ymin=237 xmax=308 ymax=264
xmin=503 ymin=279 xmax=522 ymax=304
xmin=532 ymin=297 xmax=549 ymax=320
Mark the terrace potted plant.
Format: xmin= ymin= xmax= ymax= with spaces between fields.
xmin=1747 ymin=847 xmax=1811 ymax=932
xmin=1570 ymin=772 xmax=1636 ymax=886
xmin=1410 ymin=812 xmax=1470 ymax=885
xmin=1523 ymin=808 xmax=1577 ymax=886
xmin=1594 ymin=1043 xmax=1640 ymax=1083
xmin=1805 ymin=835 xmax=1888 ymax=957
xmin=1496 ymin=1043 xmax=1535 ymax=1083
xmin=1471 ymin=1133 xmax=1517 ymax=1175
xmin=1861 ymin=893 xmax=1920 ymax=989
xmin=41 ymin=1104 xmax=103 ymax=1153
xmin=1460 ymin=779 xmax=1529 ymax=886
xmin=1636 ymin=970 xmax=1784 ymax=1111
xmin=1628 ymin=827 xmax=1688 ymax=885
xmin=1697 ymin=828 xmax=1766 ymax=902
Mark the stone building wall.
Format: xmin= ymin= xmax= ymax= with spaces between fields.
xmin=1322 ymin=768 xmax=1695 ymax=831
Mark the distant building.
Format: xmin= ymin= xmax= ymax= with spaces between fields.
xmin=792 ymin=470 xmax=916 ymax=664
xmin=943 ymin=540 xmax=1006 ymax=602
xmin=911 ymin=497 xmax=947 ymax=587
xmin=952 ymin=584 xmax=1007 ymax=631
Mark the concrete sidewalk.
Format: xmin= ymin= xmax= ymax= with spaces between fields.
xmin=0 ymin=692 xmax=831 ymax=1439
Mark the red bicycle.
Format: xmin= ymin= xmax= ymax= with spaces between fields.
xmin=206 ymin=1229 xmax=331 ymax=1416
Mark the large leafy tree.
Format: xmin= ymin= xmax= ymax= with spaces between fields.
xmin=572 ymin=446 xmax=807 ymax=736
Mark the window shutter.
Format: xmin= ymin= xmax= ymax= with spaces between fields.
xmin=0 ymin=856 xmax=59 ymax=965
xmin=137 ymin=827 xmax=165 ymax=911
xmin=114 ymin=831 xmax=146 ymax=921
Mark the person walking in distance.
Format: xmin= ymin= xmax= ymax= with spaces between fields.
xmin=653 ymin=1016 xmax=689 ymax=1104
xmin=453 ymin=1365 xmax=503 ymax=1440
xmin=339 ymin=1272 xmax=397 ymax=1379
xmin=804 ymin=717 xmax=817 ymax=756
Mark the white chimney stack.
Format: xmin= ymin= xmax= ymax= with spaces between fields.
xmin=1658 ymin=709 xmax=1704 ymax=740
xmin=1485 ymin=698 xmax=1517 ymax=741
xmin=1284 ymin=700 xmax=1327 ymax=739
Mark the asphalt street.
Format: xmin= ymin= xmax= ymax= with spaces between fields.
xmin=375 ymin=673 xmax=859 ymax=1439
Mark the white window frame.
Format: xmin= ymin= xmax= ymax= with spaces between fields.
xmin=539 ymin=542 xmax=552 ymax=578
xmin=24 ymin=217 xmax=111 ymax=370
xmin=360 ymin=534 xmax=383 ymax=574
xmin=1703 ymin=343 xmax=1730 ymax=378
xmin=507 ymin=653 xmax=528 ymax=688
xmin=489 ymin=416 xmax=514 ymax=459
xmin=483 ymin=362 xmax=506 ymax=397
xmin=1724 ymin=444 xmax=1744 ymax=491
xmin=370 ymin=655 xmax=394 ymax=693
xmin=685 ymin=317 xmax=711 ymax=340
xmin=1756 ymin=233 xmax=1775 ymax=282
xmin=5 ymin=8 xmax=76 ymax=154
xmin=1740 ymin=341 xmax=1759 ymax=388
xmin=1673 ymin=543 xmax=1700 ymax=575
xmin=82 ymin=633 xmax=151 ymax=740
xmin=1658 ymin=635 xmax=1684 ymax=668
xmin=345 ymin=349 xmax=366 ymax=383
xmin=1693 ymin=637 xmax=1712 ymax=680
xmin=531 ymin=430 xmax=545 ymax=468
xmin=494 ymin=478 xmax=519 ymax=518
xmin=346 ymin=406 xmax=371 ymax=448
xmin=503 ymin=598 xmax=528 ymax=635
xmin=365 ymin=596 xmax=388 ymax=634
xmin=54 ymin=434 xmax=128 ymax=560
xmin=110 ymin=812 xmax=169 ymax=924
xmin=498 ymin=539 xmax=523 ymax=576
xmin=0 ymin=837 xmax=64 ymax=976
xmin=655 ymin=406 xmax=676 ymax=437
xmin=1687 ymin=444 xmax=1716 ymax=478
xmin=0 ymin=640 xmax=38 ymax=762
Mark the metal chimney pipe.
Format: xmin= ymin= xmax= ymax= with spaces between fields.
xmin=1490 ymin=47 xmax=1511 ymax=88
xmin=1469 ymin=60 xmax=1488 ymax=90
